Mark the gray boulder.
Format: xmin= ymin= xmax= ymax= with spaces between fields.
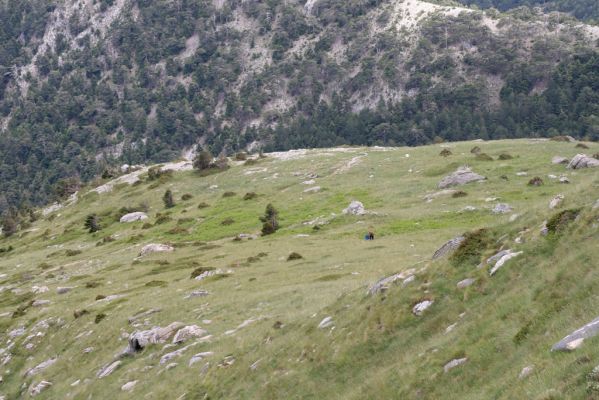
xmin=123 ymin=322 xmax=184 ymax=355
xmin=29 ymin=381 xmax=52 ymax=396
xmin=549 ymin=194 xmax=564 ymax=209
xmin=432 ymin=236 xmax=465 ymax=259
xmin=25 ymin=358 xmax=57 ymax=377
xmin=444 ymin=357 xmax=467 ymax=373
xmin=139 ymin=243 xmax=174 ymax=257
xmin=489 ymin=251 xmax=523 ymax=276
xmin=492 ymin=203 xmax=513 ymax=214
xmin=552 ymin=156 xmax=569 ymax=165
xmin=97 ymin=361 xmax=121 ymax=378
xmin=552 ymin=316 xmax=599 ymax=351
xmin=412 ymin=300 xmax=433 ymax=316
xmin=318 ymin=316 xmax=334 ymax=329
xmin=438 ymin=167 xmax=485 ymax=189
xmin=120 ymin=212 xmax=149 ymax=223
xmin=342 ymin=201 xmax=366 ymax=216
xmin=172 ymin=325 xmax=207 ymax=344
xmin=368 ymin=269 xmax=416 ymax=295
xmin=568 ymin=154 xmax=599 ymax=169
xmin=457 ymin=278 xmax=476 ymax=289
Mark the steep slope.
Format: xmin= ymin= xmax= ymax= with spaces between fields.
xmin=1 ymin=0 xmax=599 ymax=211
xmin=0 ymin=139 xmax=598 ymax=398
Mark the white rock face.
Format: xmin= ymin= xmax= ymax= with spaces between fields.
xmin=412 ymin=300 xmax=433 ymax=316
xmin=97 ymin=360 xmax=121 ymax=378
xmin=120 ymin=212 xmax=149 ymax=223
xmin=342 ymin=201 xmax=366 ymax=215
xmin=568 ymin=154 xmax=599 ymax=169
xmin=368 ymin=269 xmax=416 ymax=295
xmin=549 ymin=194 xmax=564 ymax=209
xmin=173 ymin=325 xmax=207 ymax=344
xmin=444 ymin=358 xmax=467 ymax=373
xmin=489 ymin=251 xmax=523 ymax=276
xmin=139 ymin=243 xmax=174 ymax=257
xmin=31 ymin=286 xmax=49 ymax=294
xmin=318 ymin=316 xmax=334 ymax=329
xmin=438 ymin=167 xmax=485 ymax=189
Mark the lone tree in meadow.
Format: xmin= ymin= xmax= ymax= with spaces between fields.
xmin=260 ymin=203 xmax=279 ymax=235
xmin=84 ymin=214 xmax=101 ymax=233
xmin=1 ymin=213 xmax=17 ymax=237
xmin=193 ymin=150 xmax=214 ymax=171
xmin=163 ymin=189 xmax=175 ymax=209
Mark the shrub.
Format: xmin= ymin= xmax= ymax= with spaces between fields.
xmin=260 ymin=204 xmax=279 ymax=235
xmin=576 ymin=143 xmax=590 ymax=149
xmin=245 ymin=159 xmax=258 ymax=166
xmin=235 ymin=152 xmax=248 ymax=161
xmin=73 ymin=309 xmax=89 ymax=319
xmin=84 ymin=214 xmax=101 ymax=233
xmin=198 ymin=202 xmax=210 ymax=209
xmin=221 ymin=218 xmax=235 ymax=226
xmin=66 ymin=249 xmax=82 ymax=257
xmin=155 ymin=214 xmax=172 ymax=225
xmin=450 ymin=229 xmax=494 ymax=267
xmin=470 ymin=146 xmax=481 ymax=154
xmin=452 ymin=191 xmax=467 ymax=198
xmin=243 ymin=192 xmax=258 ymax=200
xmin=142 ymin=222 xmax=153 ymax=229
xmin=193 ymin=150 xmax=214 ymax=170
xmin=190 ymin=266 xmax=215 ymax=279
xmin=163 ymin=190 xmax=175 ymax=208
xmin=148 ymin=166 xmax=172 ymax=181
xmin=546 ymin=208 xmax=581 ymax=234
xmin=475 ymin=153 xmax=493 ymax=161
xmin=439 ymin=149 xmax=452 ymax=157
xmin=1 ymin=214 xmax=18 ymax=237
xmin=223 ymin=191 xmax=236 ymax=198
xmin=550 ymin=135 xmax=572 ymax=142
xmin=528 ymin=177 xmax=544 ymax=186
xmin=498 ymin=153 xmax=513 ymax=160
xmin=94 ymin=313 xmax=107 ymax=323
xmin=287 ymin=252 xmax=303 ymax=261
xmin=181 ymin=194 xmax=193 ymax=201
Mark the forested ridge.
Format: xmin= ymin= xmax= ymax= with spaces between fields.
xmin=0 ymin=0 xmax=599 ymax=218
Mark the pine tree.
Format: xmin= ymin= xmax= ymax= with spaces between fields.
xmin=163 ymin=189 xmax=175 ymax=209
xmin=1 ymin=213 xmax=18 ymax=237
xmin=84 ymin=214 xmax=101 ymax=233
xmin=260 ymin=204 xmax=279 ymax=235
xmin=193 ymin=151 xmax=214 ymax=171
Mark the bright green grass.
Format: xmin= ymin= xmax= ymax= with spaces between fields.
xmin=0 ymin=139 xmax=598 ymax=399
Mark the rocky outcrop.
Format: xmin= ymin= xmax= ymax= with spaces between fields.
xmin=552 ymin=316 xmax=599 ymax=351
xmin=189 ymin=352 xmax=214 ymax=366
xmin=368 ymin=269 xmax=416 ymax=295
xmin=123 ymin=322 xmax=184 ymax=355
xmin=120 ymin=212 xmax=149 ymax=223
xmin=412 ymin=300 xmax=433 ymax=316
xmin=437 ymin=167 xmax=485 ymax=189
xmin=173 ymin=325 xmax=207 ymax=344
xmin=432 ymin=236 xmax=465 ymax=259
xmin=25 ymin=358 xmax=57 ymax=377
xmin=342 ymin=201 xmax=366 ymax=215
xmin=567 ymin=154 xmax=599 ymax=169
xmin=139 ymin=244 xmax=174 ymax=257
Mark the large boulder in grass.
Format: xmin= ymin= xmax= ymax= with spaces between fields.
xmin=552 ymin=316 xmax=599 ymax=351
xmin=343 ymin=200 xmax=366 ymax=215
xmin=438 ymin=167 xmax=485 ymax=189
xmin=567 ymin=154 xmax=599 ymax=169
xmin=139 ymin=243 xmax=174 ymax=257
xmin=120 ymin=212 xmax=149 ymax=223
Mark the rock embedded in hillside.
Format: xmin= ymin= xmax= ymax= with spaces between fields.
xmin=437 ymin=167 xmax=485 ymax=189
xmin=492 ymin=203 xmax=513 ymax=214
xmin=121 ymin=381 xmax=137 ymax=392
xmin=552 ymin=156 xmax=569 ymax=165
xmin=160 ymin=343 xmax=198 ymax=365
xmin=552 ymin=316 xmax=599 ymax=351
xmin=128 ymin=308 xmax=162 ymax=324
xmin=432 ymin=236 xmax=465 ymax=259
xmin=549 ymin=194 xmax=564 ymax=209
xmin=29 ymin=381 xmax=52 ymax=396
xmin=25 ymin=357 xmax=57 ymax=377
xmin=457 ymin=278 xmax=476 ymax=289
xmin=97 ymin=360 xmax=121 ymax=378
xmin=412 ymin=300 xmax=433 ymax=316
xmin=368 ymin=269 xmax=416 ymax=295
xmin=303 ymin=186 xmax=321 ymax=193
xmin=559 ymin=176 xmax=570 ymax=184
xmin=423 ymin=189 xmax=458 ymax=202
xmin=189 ymin=352 xmax=214 ymax=367
xmin=124 ymin=322 xmax=184 ymax=355
xmin=486 ymin=250 xmax=511 ymax=266
xmin=318 ymin=316 xmax=334 ymax=329
xmin=568 ymin=154 xmax=599 ymax=169
xmin=139 ymin=243 xmax=174 ymax=257
xmin=184 ymin=290 xmax=209 ymax=299
xmin=120 ymin=212 xmax=149 ymax=223
xmin=444 ymin=358 xmax=468 ymax=373
xmin=489 ymin=251 xmax=523 ymax=276
xmin=194 ymin=269 xmax=228 ymax=282
xmin=173 ymin=325 xmax=207 ymax=344
xmin=56 ymin=287 xmax=74 ymax=294
xmin=342 ymin=200 xmax=366 ymax=216
xmin=32 ymin=300 xmax=51 ymax=307
xmin=31 ymin=286 xmax=48 ymax=294
xmin=519 ymin=365 xmax=534 ymax=379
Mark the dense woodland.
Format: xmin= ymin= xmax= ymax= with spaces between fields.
xmin=0 ymin=0 xmax=599 ymax=220
xmin=453 ymin=0 xmax=599 ymax=22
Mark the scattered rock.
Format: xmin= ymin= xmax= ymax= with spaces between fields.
xmin=97 ymin=360 xmax=121 ymax=378
xmin=139 ymin=244 xmax=174 ymax=257
xmin=444 ymin=358 xmax=468 ymax=373
xmin=552 ymin=316 xmax=599 ymax=351
xmin=492 ymin=203 xmax=513 ymax=214
xmin=516 ymin=172 xmax=528 ymax=176
xmin=552 ymin=156 xmax=569 ymax=165
xmin=549 ymin=194 xmax=564 ymax=209
xmin=218 ymin=356 xmax=236 ymax=368
xmin=32 ymin=300 xmax=51 ymax=307
xmin=56 ymin=287 xmax=74 ymax=294
xmin=519 ymin=365 xmax=534 ymax=379
xmin=29 ymin=381 xmax=52 ymax=396
xmin=368 ymin=269 xmax=416 ymax=295
xmin=123 ymin=322 xmax=185 ymax=355
xmin=423 ymin=189 xmax=458 ymax=202
xmin=31 ymin=286 xmax=49 ymax=294
xmin=559 ymin=176 xmax=570 ymax=184
xmin=489 ymin=251 xmax=523 ymax=276
xmin=432 ymin=236 xmax=465 ymax=259
xmin=25 ymin=357 xmax=57 ymax=377
xmin=194 ymin=269 xmax=228 ymax=282
xmin=445 ymin=323 xmax=458 ymax=334
xmin=568 ymin=154 xmax=599 ymax=169
xmin=540 ymin=221 xmax=549 ymax=236
xmin=303 ymin=186 xmax=321 ymax=193
xmin=528 ymin=177 xmax=544 ymax=186
xmin=184 ymin=290 xmax=209 ymax=299
xmin=189 ymin=352 xmax=214 ymax=367
xmin=120 ymin=212 xmax=149 ymax=223
xmin=437 ymin=167 xmax=485 ymax=189
xmin=318 ymin=316 xmax=334 ymax=329
xmin=121 ymin=381 xmax=137 ymax=392
xmin=160 ymin=343 xmax=198 ymax=365
xmin=412 ymin=300 xmax=433 ymax=316
xmin=457 ymin=278 xmax=476 ymax=289
xmin=342 ymin=201 xmax=366 ymax=216
xmin=165 ymin=362 xmax=178 ymax=370
xmin=128 ymin=308 xmax=162 ymax=324
xmin=250 ymin=359 xmax=262 ymax=371
xmin=173 ymin=325 xmax=207 ymax=344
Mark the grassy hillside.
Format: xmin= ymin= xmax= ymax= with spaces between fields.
xmin=1 ymin=139 xmax=599 ymax=399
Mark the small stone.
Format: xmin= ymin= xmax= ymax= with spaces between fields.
xmin=97 ymin=360 xmax=121 ymax=378
xmin=120 ymin=212 xmax=149 ymax=223
xmin=26 ymin=357 xmax=57 ymax=377
xmin=303 ymin=186 xmax=321 ymax=193
xmin=165 ymin=363 xmax=178 ymax=370
xmin=70 ymin=380 xmax=80 ymax=387
xmin=29 ymin=381 xmax=52 ymax=396
xmin=492 ymin=203 xmax=513 ymax=214
xmin=32 ymin=300 xmax=51 ymax=307
xmin=173 ymin=325 xmax=207 ymax=344
xmin=412 ymin=300 xmax=433 ymax=316
xmin=121 ymin=381 xmax=137 ymax=392
xmin=184 ymin=290 xmax=209 ymax=299
xmin=437 ymin=167 xmax=485 ymax=189
xmin=139 ymin=243 xmax=174 ymax=257
xmin=31 ymin=286 xmax=49 ymax=294
xmin=444 ymin=358 xmax=467 ymax=373
xmin=318 ymin=316 xmax=334 ymax=329
xmin=457 ymin=278 xmax=476 ymax=289
xmin=342 ymin=201 xmax=366 ymax=216
xmin=445 ymin=323 xmax=458 ymax=334
xmin=189 ymin=352 xmax=214 ymax=366
xmin=549 ymin=194 xmax=564 ymax=209
xmin=552 ymin=156 xmax=569 ymax=165
xmin=56 ymin=287 xmax=74 ymax=294
xmin=489 ymin=251 xmax=523 ymax=276
xmin=519 ymin=365 xmax=534 ymax=379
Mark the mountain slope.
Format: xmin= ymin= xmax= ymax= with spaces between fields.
xmin=0 ymin=139 xmax=599 ymax=398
